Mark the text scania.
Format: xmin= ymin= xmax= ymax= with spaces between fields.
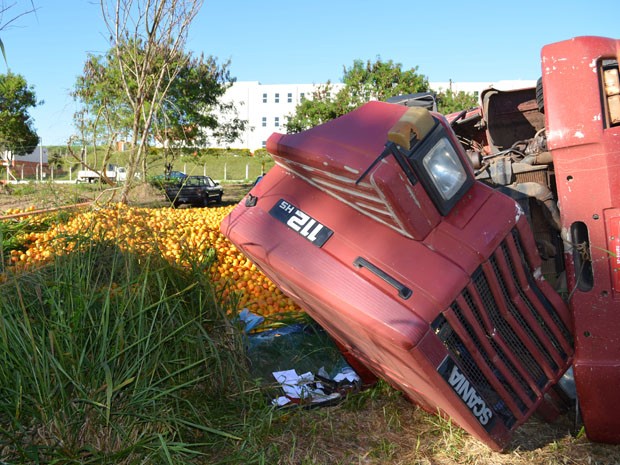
xmin=448 ymin=365 xmax=493 ymax=426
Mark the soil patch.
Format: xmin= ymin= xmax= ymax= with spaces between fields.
xmin=0 ymin=181 xmax=253 ymax=213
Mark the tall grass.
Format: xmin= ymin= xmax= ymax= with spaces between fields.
xmin=0 ymin=237 xmax=250 ymax=464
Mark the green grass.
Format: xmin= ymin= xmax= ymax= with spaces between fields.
xmin=0 ymin=236 xmax=252 ymax=464
xmin=41 ymin=148 xmax=276 ymax=183
xmin=170 ymin=153 xmax=274 ymax=182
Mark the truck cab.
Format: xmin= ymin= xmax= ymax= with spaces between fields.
xmin=221 ymin=36 xmax=620 ymax=449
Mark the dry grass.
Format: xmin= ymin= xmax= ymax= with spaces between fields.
xmin=259 ymin=385 xmax=620 ymax=465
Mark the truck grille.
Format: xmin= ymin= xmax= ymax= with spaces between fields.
xmin=432 ymin=229 xmax=572 ymax=430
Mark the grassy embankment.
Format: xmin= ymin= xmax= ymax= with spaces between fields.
xmin=40 ymin=147 xmax=275 ymax=184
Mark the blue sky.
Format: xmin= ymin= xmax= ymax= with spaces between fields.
xmin=2 ymin=0 xmax=619 ymax=145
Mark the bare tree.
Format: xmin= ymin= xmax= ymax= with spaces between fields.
xmin=99 ymin=0 xmax=204 ymax=202
xmin=0 ymin=1 xmax=37 ymax=64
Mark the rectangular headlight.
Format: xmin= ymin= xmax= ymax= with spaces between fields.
xmin=422 ymin=138 xmax=469 ymax=201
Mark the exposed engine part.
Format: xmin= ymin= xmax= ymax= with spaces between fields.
xmin=489 ymin=157 xmax=513 ymax=185
xmin=523 ymin=150 xmax=553 ymax=165
xmin=385 ymin=92 xmax=437 ymax=111
xmin=508 ymin=182 xmax=562 ymax=231
xmin=466 ymin=150 xmax=482 ymax=169
xmin=536 ymin=238 xmax=558 ymax=260
xmin=510 ymin=128 xmax=548 ymax=161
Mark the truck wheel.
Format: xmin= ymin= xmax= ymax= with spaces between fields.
xmin=216 ymin=193 xmax=223 ymax=204
xmin=536 ymin=77 xmax=544 ymax=114
xmin=202 ymin=195 xmax=210 ymax=207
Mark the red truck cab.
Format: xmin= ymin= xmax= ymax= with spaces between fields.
xmin=222 ymin=101 xmax=573 ymax=450
xmin=222 ymin=35 xmax=620 ymax=449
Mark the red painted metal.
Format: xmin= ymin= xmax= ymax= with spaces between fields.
xmin=542 ymin=36 xmax=620 ymax=443
xmin=222 ymin=101 xmax=573 ymax=450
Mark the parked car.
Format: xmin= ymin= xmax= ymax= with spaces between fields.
xmin=164 ymin=175 xmax=223 ymax=207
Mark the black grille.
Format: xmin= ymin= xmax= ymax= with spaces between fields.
xmin=434 ymin=313 xmax=518 ymax=429
xmin=433 ymin=229 xmax=572 ymax=430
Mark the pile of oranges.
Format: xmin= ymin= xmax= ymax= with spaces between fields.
xmin=1 ymin=203 xmax=301 ymax=320
xmin=3 ymin=206 xmax=36 ymax=216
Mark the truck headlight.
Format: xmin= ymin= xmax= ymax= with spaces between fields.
xmin=413 ymin=126 xmax=474 ymax=215
xmin=422 ymin=138 xmax=468 ymax=201
xmin=387 ymin=107 xmax=475 ymax=216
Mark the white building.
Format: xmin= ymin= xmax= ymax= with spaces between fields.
xmin=217 ymin=80 xmax=536 ymax=152
xmin=217 ymin=81 xmax=343 ymax=151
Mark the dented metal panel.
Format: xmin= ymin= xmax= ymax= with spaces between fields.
xmin=541 ymin=36 xmax=620 ymax=444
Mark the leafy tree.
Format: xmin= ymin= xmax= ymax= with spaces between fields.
xmin=285 ymin=82 xmax=352 ymax=133
xmin=287 ymin=58 xmax=430 ymax=133
xmin=152 ymin=53 xmax=247 ymax=151
xmin=0 ymin=72 xmax=39 ymax=155
xmin=343 ymin=58 xmax=430 ymax=106
xmin=72 ymin=50 xmax=129 ymax=175
xmin=73 ymin=51 xmax=129 ymax=141
xmin=75 ymin=0 xmax=205 ymax=200
xmin=73 ymin=43 xmax=245 ymax=180
xmin=0 ymin=3 xmax=40 ymax=153
xmin=72 ymin=0 xmax=246 ymax=199
xmin=287 ymin=58 xmax=479 ymax=133
xmin=436 ymin=88 xmax=479 ymax=115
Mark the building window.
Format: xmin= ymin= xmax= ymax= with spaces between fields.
xmin=287 ymin=93 xmax=292 ymax=103
xmin=261 ymin=141 xmax=266 ymax=148
xmin=261 ymin=117 xmax=267 ymax=127
xmin=275 ymin=93 xmax=280 ymax=103
xmin=274 ymin=117 xmax=280 ymax=127
xmin=262 ymin=93 xmax=267 ymax=103
xmin=300 ymin=92 xmax=305 ymax=101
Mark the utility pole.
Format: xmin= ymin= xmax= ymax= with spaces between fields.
xmin=39 ymin=139 xmax=43 ymax=181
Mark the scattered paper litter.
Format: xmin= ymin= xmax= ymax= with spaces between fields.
xmin=271 ymin=365 xmax=361 ymax=407
xmin=333 ymin=367 xmax=360 ymax=384
xmin=272 ymin=369 xmax=325 ymax=399
xmin=272 ymin=396 xmax=291 ymax=407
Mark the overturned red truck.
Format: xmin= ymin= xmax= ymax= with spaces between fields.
xmin=221 ymin=36 xmax=620 ymax=450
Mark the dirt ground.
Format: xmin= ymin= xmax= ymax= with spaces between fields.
xmin=0 ymin=181 xmax=252 ymax=213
